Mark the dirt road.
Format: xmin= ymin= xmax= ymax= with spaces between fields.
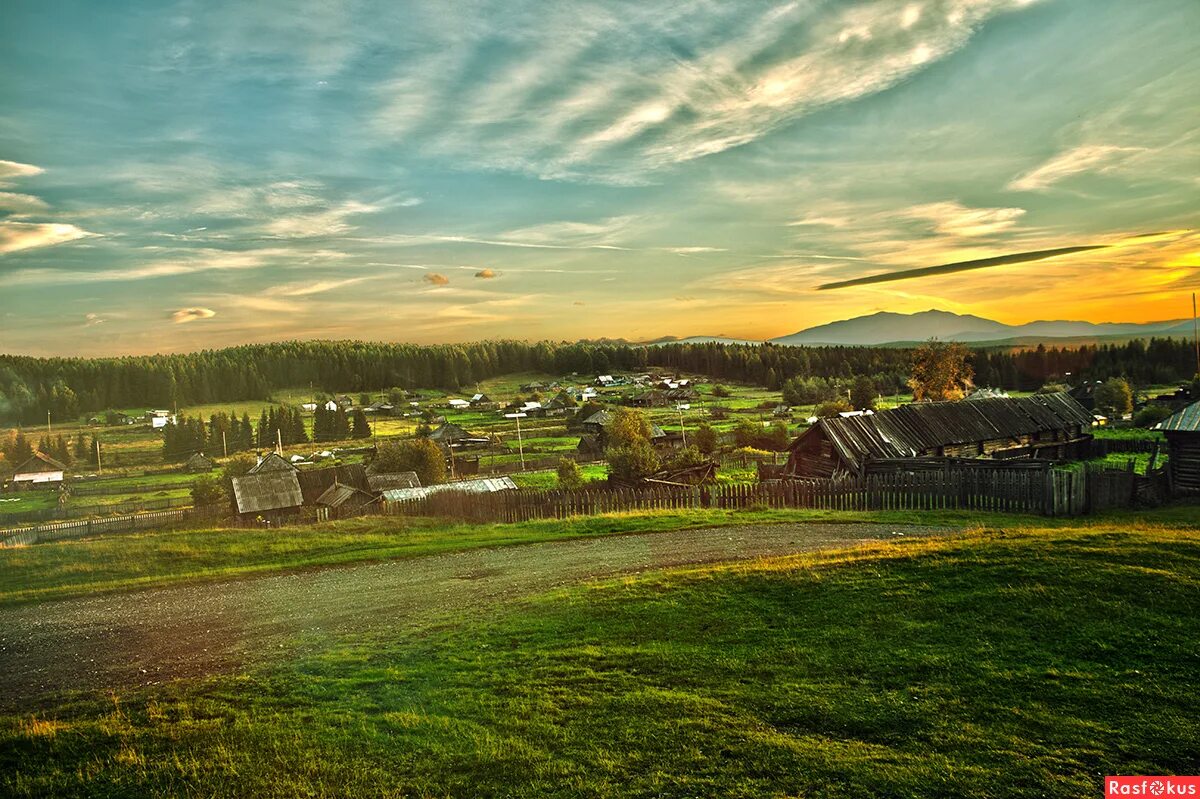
xmin=0 ymin=522 xmax=957 ymax=709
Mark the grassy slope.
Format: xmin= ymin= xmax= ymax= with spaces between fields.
xmin=3 ymin=526 xmax=1197 ymax=797
xmin=4 ymin=503 xmax=1198 ymax=607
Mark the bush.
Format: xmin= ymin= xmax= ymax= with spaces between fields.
xmin=711 ymin=385 xmax=732 ymax=398
xmin=813 ymin=399 xmax=853 ymax=418
xmin=556 ymin=458 xmax=583 ymax=490
xmin=190 ymin=475 xmax=226 ymax=509
xmin=693 ymin=423 xmax=718 ymax=455
xmin=373 ymin=439 xmax=446 ymax=486
xmin=606 ymin=440 xmax=661 ymax=484
xmin=1133 ymin=404 xmax=1173 ymax=429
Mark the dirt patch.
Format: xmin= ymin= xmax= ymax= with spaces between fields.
xmin=0 ymin=522 xmax=956 ymax=710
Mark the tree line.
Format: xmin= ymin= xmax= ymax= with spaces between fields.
xmin=2 ymin=336 xmax=1196 ymax=424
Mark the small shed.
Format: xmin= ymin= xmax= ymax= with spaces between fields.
xmin=366 ymin=471 xmax=422 ymax=492
xmin=184 ymin=453 xmax=216 ymax=473
xmin=313 ymin=482 xmax=376 ymax=511
xmin=231 ymin=471 xmax=304 ymax=519
xmin=1156 ymin=401 xmax=1200 ymax=495
xmin=11 ymin=452 xmax=67 ymax=488
xmin=381 ymin=476 xmax=518 ymax=502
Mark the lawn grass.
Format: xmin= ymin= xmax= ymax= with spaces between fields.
xmin=3 ymin=502 xmax=1198 ymax=608
xmin=3 ymin=525 xmax=1197 ymax=797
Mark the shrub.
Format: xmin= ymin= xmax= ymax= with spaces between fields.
xmin=556 ymin=458 xmax=583 ymax=490
xmin=813 ymin=399 xmax=853 ymax=418
xmin=373 ymin=439 xmax=446 ymax=486
xmin=711 ymin=385 xmax=732 ymax=398
xmin=190 ymin=475 xmax=226 ymax=509
xmin=1133 ymin=404 xmax=1173 ymax=428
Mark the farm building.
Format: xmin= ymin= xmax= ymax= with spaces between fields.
xmin=184 ymin=453 xmax=215 ymax=473
xmin=785 ymin=393 xmax=1094 ymax=479
xmin=296 ymin=464 xmax=371 ymax=504
xmin=381 ymin=476 xmax=518 ymax=502
xmin=313 ymin=482 xmax=376 ymax=512
xmin=249 ymin=452 xmax=298 ymax=474
xmin=10 ymin=452 xmax=67 ymax=488
xmin=427 ymin=422 xmax=489 ymax=450
xmin=1156 ymin=401 xmax=1200 ymax=495
xmin=365 ymin=471 xmax=421 ymax=492
xmin=230 ymin=471 xmax=304 ymax=521
xmin=469 ymin=393 xmax=498 ymax=410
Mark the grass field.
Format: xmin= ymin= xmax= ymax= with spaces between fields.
xmin=2 ymin=523 xmax=1197 ymax=797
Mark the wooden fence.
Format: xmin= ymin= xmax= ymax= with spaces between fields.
xmin=0 ymin=508 xmax=193 ymax=547
xmin=0 ymin=495 xmax=190 ymax=525
xmin=384 ymin=465 xmax=1140 ymax=524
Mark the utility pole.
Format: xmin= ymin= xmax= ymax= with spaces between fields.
xmin=276 ymin=428 xmax=282 ymax=456
xmin=505 ymin=412 xmax=527 ymax=471
xmin=222 ymin=431 xmax=228 ymax=458
xmin=95 ymin=437 xmax=102 ymax=475
xmin=47 ymin=410 xmax=51 ymax=435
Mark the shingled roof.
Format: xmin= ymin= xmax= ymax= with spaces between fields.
xmin=13 ymin=451 xmax=67 ymax=474
xmin=231 ymin=471 xmax=303 ymax=515
xmin=791 ymin=392 xmax=1093 ymax=473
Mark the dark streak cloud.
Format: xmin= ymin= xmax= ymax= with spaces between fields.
xmin=816 ymin=246 xmax=1108 ymax=291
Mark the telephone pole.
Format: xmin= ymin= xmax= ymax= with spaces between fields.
xmin=276 ymin=428 xmax=283 ymax=456
xmin=222 ymin=430 xmax=228 ymax=458
xmin=95 ymin=437 xmax=102 ymax=475
xmin=47 ymin=411 xmax=51 ymax=435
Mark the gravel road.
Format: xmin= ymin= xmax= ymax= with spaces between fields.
xmin=0 ymin=522 xmax=956 ymax=710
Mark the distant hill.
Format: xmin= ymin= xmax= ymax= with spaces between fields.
xmin=767 ymin=310 xmax=1191 ymax=347
xmin=644 ymin=335 xmax=759 ymax=346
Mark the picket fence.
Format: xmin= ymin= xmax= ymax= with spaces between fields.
xmin=0 ymin=508 xmax=192 ymax=547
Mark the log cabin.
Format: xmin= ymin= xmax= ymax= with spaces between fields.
xmin=785 ymin=392 xmax=1094 ymax=479
xmin=1156 ymin=401 xmax=1200 ymax=495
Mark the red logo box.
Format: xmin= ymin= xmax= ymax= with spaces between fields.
xmin=1106 ymin=777 xmax=1200 ymax=797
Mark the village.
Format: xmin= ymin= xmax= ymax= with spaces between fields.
xmin=2 ymin=358 xmax=1197 ymax=542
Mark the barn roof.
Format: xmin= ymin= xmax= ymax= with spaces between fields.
xmin=13 ymin=451 xmax=67 ymax=474
xmin=314 ymin=482 xmax=375 ymax=508
xmin=791 ymin=392 xmax=1093 ymax=472
xmin=248 ymin=452 xmax=298 ymax=474
xmin=231 ymin=471 xmax=303 ymax=515
xmin=381 ymin=476 xmax=518 ymax=502
xmin=1156 ymin=401 xmax=1200 ymax=433
xmin=296 ymin=464 xmax=370 ymax=504
xmin=427 ymin=422 xmax=484 ymax=442
xmin=366 ymin=471 xmax=421 ymax=492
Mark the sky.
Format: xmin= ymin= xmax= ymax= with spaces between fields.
xmin=0 ymin=0 xmax=1197 ymax=357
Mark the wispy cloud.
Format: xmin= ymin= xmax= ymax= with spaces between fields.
xmin=0 ymin=221 xmax=94 ymax=255
xmin=1007 ymin=145 xmax=1143 ymax=191
xmin=267 ymin=277 xmax=371 ymax=296
xmin=0 ymin=159 xmax=43 ymax=187
xmin=0 ymin=191 xmax=49 ymax=214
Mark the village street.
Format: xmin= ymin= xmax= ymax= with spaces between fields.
xmin=0 ymin=521 xmax=957 ymax=709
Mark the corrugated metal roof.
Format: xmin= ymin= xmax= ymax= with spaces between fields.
xmin=382 ymin=476 xmax=518 ymax=502
xmin=793 ymin=392 xmax=1093 ymax=472
xmin=1156 ymin=401 xmax=1200 ymax=432
xmin=232 ymin=471 xmax=303 ymax=514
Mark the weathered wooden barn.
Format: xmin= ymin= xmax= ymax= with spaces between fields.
xmin=785 ymin=392 xmax=1094 ymax=479
xmin=10 ymin=452 xmax=67 ymax=489
xmin=230 ymin=470 xmax=304 ymax=521
xmin=1156 ymin=401 xmax=1200 ymax=495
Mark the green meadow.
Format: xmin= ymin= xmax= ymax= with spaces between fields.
xmin=3 ymin=523 xmax=1197 ymax=797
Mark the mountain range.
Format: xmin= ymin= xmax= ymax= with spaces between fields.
xmin=649 ymin=310 xmax=1195 ymax=348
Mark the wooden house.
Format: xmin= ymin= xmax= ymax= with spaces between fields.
xmin=249 ymin=452 xmax=298 ymax=474
xmin=11 ymin=452 xmax=67 ymax=489
xmin=427 ymin=422 xmax=489 ymax=450
xmin=366 ymin=471 xmax=421 ymax=493
xmin=184 ymin=452 xmax=216 ymax=473
xmin=230 ymin=471 xmax=304 ymax=521
xmin=313 ymin=482 xmax=376 ymax=513
xmin=296 ymin=464 xmax=371 ymax=504
xmin=785 ymin=393 xmax=1094 ymax=479
xmin=1156 ymin=401 xmax=1200 ymax=495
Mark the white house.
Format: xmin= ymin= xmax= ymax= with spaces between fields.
xmin=447 ymin=398 xmax=471 ymax=410
xmin=301 ymin=402 xmax=318 ymax=412
xmin=149 ymin=410 xmax=176 ymax=429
